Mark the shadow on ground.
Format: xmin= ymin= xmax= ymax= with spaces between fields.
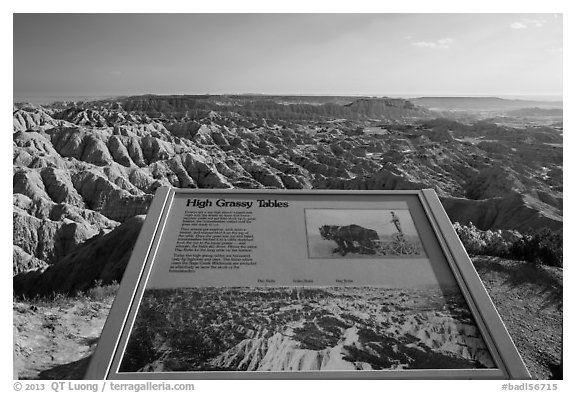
xmin=37 ymin=356 xmax=91 ymax=380
xmin=473 ymin=256 xmax=562 ymax=311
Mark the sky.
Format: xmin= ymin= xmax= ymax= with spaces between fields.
xmin=13 ymin=13 xmax=563 ymax=100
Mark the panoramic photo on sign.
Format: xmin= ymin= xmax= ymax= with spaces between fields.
xmin=85 ymin=188 xmax=530 ymax=379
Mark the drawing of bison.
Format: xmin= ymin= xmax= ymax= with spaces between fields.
xmin=319 ymin=224 xmax=379 ymax=256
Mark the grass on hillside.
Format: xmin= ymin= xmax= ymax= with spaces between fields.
xmin=14 ymin=280 xmax=120 ymax=308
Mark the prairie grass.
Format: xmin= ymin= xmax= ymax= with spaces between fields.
xmin=14 ymin=280 xmax=120 ymax=307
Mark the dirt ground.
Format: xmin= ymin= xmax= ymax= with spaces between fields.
xmin=472 ymin=256 xmax=562 ymax=379
xmin=12 ymin=256 xmax=562 ymax=379
xmin=13 ymin=298 xmax=112 ymax=379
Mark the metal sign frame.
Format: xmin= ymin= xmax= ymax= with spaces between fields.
xmin=85 ymin=187 xmax=530 ymax=379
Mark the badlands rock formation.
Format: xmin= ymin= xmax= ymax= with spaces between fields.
xmin=13 ymin=95 xmax=563 ymax=295
xmin=120 ymin=287 xmax=494 ymax=372
xmin=13 ymin=216 xmax=144 ymax=296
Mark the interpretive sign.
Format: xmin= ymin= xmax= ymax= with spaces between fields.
xmin=86 ymin=188 xmax=530 ymax=379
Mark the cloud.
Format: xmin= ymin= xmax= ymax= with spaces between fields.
xmin=511 ymin=22 xmax=528 ymax=29
xmin=511 ymin=18 xmax=545 ymax=29
xmin=411 ymin=38 xmax=454 ymax=49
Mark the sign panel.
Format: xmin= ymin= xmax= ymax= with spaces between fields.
xmin=86 ymin=188 xmax=530 ymax=379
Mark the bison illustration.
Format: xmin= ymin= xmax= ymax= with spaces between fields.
xmin=319 ymin=224 xmax=379 ymax=256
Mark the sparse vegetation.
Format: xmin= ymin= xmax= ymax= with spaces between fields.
xmin=454 ymin=222 xmax=562 ymax=267
xmin=84 ymin=280 xmax=121 ymax=302
xmin=509 ymin=228 xmax=563 ymax=268
xmin=453 ymin=222 xmax=512 ymax=257
xmin=13 ymin=280 xmax=120 ymax=307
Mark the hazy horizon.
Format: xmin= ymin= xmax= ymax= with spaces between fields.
xmin=12 ymin=93 xmax=564 ymax=106
xmin=14 ymin=14 xmax=562 ymax=101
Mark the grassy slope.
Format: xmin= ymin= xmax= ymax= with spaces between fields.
xmin=13 ymin=257 xmax=562 ymax=379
